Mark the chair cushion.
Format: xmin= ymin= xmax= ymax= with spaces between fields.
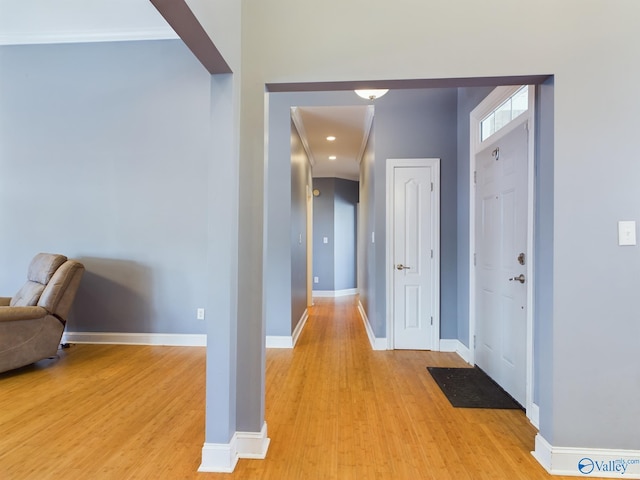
xmin=27 ymin=253 xmax=67 ymax=285
xmin=8 ymin=253 xmax=67 ymax=307
xmin=10 ymin=281 xmax=45 ymax=307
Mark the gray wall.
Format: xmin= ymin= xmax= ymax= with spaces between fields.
xmin=264 ymin=96 xmax=294 ymax=337
xmin=290 ymin=121 xmax=311 ymax=331
xmin=312 ymin=178 xmax=336 ymax=291
xmin=373 ymin=89 xmax=459 ymax=338
xmin=534 ymin=78 xmax=554 ymax=419
xmin=312 ymin=178 xmax=358 ymax=292
xmin=334 ymin=179 xmax=359 ymax=290
xmin=358 ymin=130 xmax=376 ymax=319
xmin=0 ymin=40 xmax=211 ymax=336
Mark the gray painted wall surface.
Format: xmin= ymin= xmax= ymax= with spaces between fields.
xmin=312 ymin=178 xmax=336 ymax=291
xmin=290 ymin=122 xmax=311 ymax=331
xmin=358 ymin=130 xmax=376 ymax=320
xmin=0 ymin=39 xmax=245 ymax=444
xmin=312 ymin=178 xmax=358 ymax=292
xmin=333 ymin=179 xmax=358 ymax=291
xmin=264 ymin=98 xmax=294 ymax=337
xmin=0 ymin=40 xmax=211 ymax=336
xmin=455 ymin=86 xmax=495 ymax=347
xmin=534 ymin=78 xmax=554 ymax=427
xmin=373 ymin=89 xmax=458 ymax=339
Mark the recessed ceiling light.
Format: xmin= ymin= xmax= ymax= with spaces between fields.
xmin=326 ymin=136 xmax=336 ymax=142
xmin=329 ymin=155 xmax=337 ymax=160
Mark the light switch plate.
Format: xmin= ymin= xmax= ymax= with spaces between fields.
xmin=618 ymin=221 xmax=636 ymax=246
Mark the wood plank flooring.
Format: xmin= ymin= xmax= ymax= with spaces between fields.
xmin=0 ymin=296 xmax=573 ymax=479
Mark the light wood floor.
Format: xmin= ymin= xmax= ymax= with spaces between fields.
xmin=1 ymin=296 xmax=574 ymax=479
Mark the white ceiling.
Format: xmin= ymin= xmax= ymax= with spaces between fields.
xmin=292 ymin=105 xmax=373 ymax=182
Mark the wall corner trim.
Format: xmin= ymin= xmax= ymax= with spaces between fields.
xmin=532 ymin=434 xmax=640 ymax=478
xmin=357 ymin=300 xmax=387 ymax=350
xmin=199 ymin=423 xmax=270 ymax=473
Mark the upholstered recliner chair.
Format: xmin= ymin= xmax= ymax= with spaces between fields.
xmin=0 ymin=253 xmax=85 ymax=374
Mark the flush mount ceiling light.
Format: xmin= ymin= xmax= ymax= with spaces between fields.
xmin=329 ymin=155 xmax=337 ymax=160
xmin=354 ymin=89 xmax=389 ymax=100
xmin=326 ymin=135 xmax=336 ymax=141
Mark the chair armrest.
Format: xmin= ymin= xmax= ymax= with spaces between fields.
xmin=0 ymin=306 xmax=48 ymax=322
xmin=0 ymin=297 xmax=10 ymax=306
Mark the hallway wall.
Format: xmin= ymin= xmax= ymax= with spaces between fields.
xmin=312 ymin=178 xmax=358 ymax=292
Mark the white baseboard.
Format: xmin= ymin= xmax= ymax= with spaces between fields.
xmin=291 ymin=309 xmax=309 ymax=347
xmin=265 ymin=336 xmax=293 ymax=348
xmin=532 ymin=434 xmax=640 ymax=478
xmin=357 ymin=301 xmax=387 ymax=350
xmin=198 ymin=436 xmax=238 ymax=473
xmin=266 ymin=309 xmax=309 ymax=349
xmin=199 ymin=422 xmax=270 ymax=473
xmin=313 ymin=288 xmax=358 ymax=298
xmin=529 ymin=402 xmax=540 ymax=429
xmin=438 ymin=339 xmax=473 ymax=364
xmin=237 ymin=422 xmax=271 ymax=459
xmin=62 ymin=332 xmax=206 ymax=347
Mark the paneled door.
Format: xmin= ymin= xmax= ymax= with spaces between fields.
xmin=390 ymin=159 xmax=439 ymax=350
xmin=475 ymin=123 xmax=528 ymax=405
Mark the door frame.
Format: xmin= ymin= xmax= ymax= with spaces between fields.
xmin=386 ymin=158 xmax=441 ymax=351
xmin=469 ymin=85 xmax=537 ymax=424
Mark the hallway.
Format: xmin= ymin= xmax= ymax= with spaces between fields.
xmin=235 ymin=295 xmax=568 ymax=479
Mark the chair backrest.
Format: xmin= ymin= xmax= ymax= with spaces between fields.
xmin=37 ymin=260 xmax=85 ymax=322
xmin=10 ymin=253 xmax=68 ymax=307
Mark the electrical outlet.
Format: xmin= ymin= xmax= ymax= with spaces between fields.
xmin=314 ymin=276 xmax=319 ymax=284
xmin=197 ymin=308 xmax=205 ymax=320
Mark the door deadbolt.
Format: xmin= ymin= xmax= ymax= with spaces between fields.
xmin=517 ymin=253 xmax=525 ymax=265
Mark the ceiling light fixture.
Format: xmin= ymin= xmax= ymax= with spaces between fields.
xmin=354 ymin=89 xmax=389 ymax=100
xmin=329 ymin=155 xmax=337 ymax=160
xmin=326 ymin=136 xmax=336 ymax=142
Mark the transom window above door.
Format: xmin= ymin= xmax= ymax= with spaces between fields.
xmin=480 ymin=86 xmax=528 ymax=142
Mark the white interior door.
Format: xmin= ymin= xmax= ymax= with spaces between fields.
xmin=475 ymin=122 xmax=528 ymax=405
xmin=391 ymin=160 xmax=439 ymax=350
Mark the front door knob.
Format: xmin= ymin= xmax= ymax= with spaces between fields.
xmin=509 ymin=274 xmax=525 ymax=284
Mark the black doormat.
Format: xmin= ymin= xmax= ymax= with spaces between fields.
xmin=427 ymin=366 xmax=523 ymax=409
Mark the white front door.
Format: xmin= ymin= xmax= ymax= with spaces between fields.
xmin=475 ymin=122 xmax=528 ymax=405
xmin=390 ymin=159 xmax=440 ymax=350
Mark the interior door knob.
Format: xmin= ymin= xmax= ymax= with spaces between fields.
xmin=509 ymin=274 xmax=525 ymax=284
xmin=396 ymin=264 xmax=411 ymax=271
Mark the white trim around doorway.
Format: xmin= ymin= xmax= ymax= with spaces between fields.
xmin=469 ymin=85 xmax=536 ymax=423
